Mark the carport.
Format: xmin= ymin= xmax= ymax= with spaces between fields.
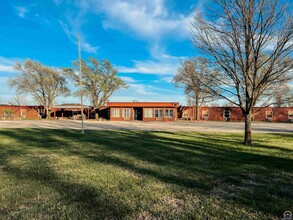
xmin=51 ymin=104 xmax=92 ymax=119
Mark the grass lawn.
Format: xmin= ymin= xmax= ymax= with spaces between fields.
xmin=0 ymin=129 xmax=292 ymax=219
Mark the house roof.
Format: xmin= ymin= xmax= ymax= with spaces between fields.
xmin=106 ymin=102 xmax=179 ymax=108
xmin=0 ymin=104 xmax=43 ymax=108
xmin=52 ymin=104 xmax=91 ymax=109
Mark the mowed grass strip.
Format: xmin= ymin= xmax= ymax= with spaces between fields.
xmin=0 ymin=129 xmax=292 ymax=219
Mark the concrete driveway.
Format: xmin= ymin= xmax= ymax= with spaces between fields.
xmin=0 ymin=120 xmax=292 ymax=133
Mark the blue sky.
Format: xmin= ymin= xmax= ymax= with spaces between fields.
xmin=0 ymin=0 xmax=203 ymax=105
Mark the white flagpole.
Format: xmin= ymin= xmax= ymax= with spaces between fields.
xmin=78 ymin=33 xmax=85 ymax=133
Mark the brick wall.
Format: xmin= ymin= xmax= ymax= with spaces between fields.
xmin=0 ymin=105 xmax=40 ymax=119
xmin=179 ymin=106 xmax=293 ymax=122
xmin=254 ymin=107 xmax=293 ymax=122
xmin=200 ymin=107 xmax=244 ymax=121
xmin=1 ymin=104 xmax=291 ymax=122
xmin=109 ymin=107 xmax=134 ymax=121
xmin=109 ymin=107 xmax=177 ymax=122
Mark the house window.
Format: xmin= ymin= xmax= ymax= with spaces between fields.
xmin=144 ymin=108 xmax=153 ymax=118
xmin=21 ymin=109 xmax=27 ymax=118
xmin=165 ymin=109 xmax=174 ymax=118
xmin=289 ymin=111 xmax=293 ymax=120
xmin=223 ymin=110 xmax=230 ymax=119
xmin=112 ymin=108 xmax=120 ymax=117
xmin=122 ymin=108 xmax=131 ymax=118
xmin=155 ymin=109 xmax=163 ymax=118
xmin=202 ymin=110 xmax=209 ymax=119
xmin=266 ymin=111 xmax=273 ymax=120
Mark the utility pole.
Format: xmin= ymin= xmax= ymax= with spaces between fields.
xmin=78 ymin=33 xmax=85 ymax=133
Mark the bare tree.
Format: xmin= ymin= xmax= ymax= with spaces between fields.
xmin=192 ymin=0 xmax=293 ymax=144
xmin=173 ymin=58 xmax=218 ymax=120
xmin=12 ymin=95 xmax=27 ymax=106
xmin=63 ymin=57 xmax=128 ymax=119
xmin=9 ymin=60 xmax=70 ymax=119
xmin=272 ymin=83 xmax=292 ymax=107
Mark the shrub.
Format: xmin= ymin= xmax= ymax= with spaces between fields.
xmin=4 ymin=109 xmax=14 ymax=115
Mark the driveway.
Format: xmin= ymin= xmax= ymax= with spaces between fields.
xmin=0 ymin=120 xmax=292 ymax=133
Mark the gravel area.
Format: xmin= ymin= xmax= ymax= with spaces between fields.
xmin=0 ymin=120 xmax=292 ymax=133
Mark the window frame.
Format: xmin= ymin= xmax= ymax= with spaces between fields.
xmin=165 ymin=109 xmax=174 ymax=118
xmin=265 ymin=111 xmax=273 ymax=119
xmin=144 ymin=108 xmax=153 ymax=118
xmin=21 ymin=109 xmax=27 ymax=117
xmin=155 ymin=109 xmax=163 ymax=118
xmin=288 ymin=111 xmax=293 ymax=120
xmin=202 ymin=110 xmax=209 ymax=119
xmin=122 ymin=108 xmax=131 ymax=118
xmin=111 ymin=108 xmax=120 ymax=117
xmin=223 ymin=110 xmax=230 ymax=119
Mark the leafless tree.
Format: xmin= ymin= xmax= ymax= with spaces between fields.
xmin=173 ymin=58 xmax=218 ymax=120
xmin=12 ymin=95 xmax=27 ymax=106
xmin=192 ymin=0 xmax=293 ymax=144
xmin=9 ymin=60 xmax=70 ymax=119
xmin=273 ymin=83 xmax=293 ymax=107
xmin=63 ymin=57 xmax=128 ymax=119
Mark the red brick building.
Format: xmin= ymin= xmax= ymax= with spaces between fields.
xmin=179 ymin=106 xmax=293 ymax=122
xmin=0 ymin=103 xmax=292 ymax=122
xmin=99 ymin=102 xmax=179 ymax=121
xmin=0 ymin=105 xmax=42 ymax=119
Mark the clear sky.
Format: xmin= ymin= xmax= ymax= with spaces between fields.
xmin=0 ymin=0 xmax=202 ymax=105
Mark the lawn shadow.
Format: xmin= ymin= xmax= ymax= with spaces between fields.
xmin=71 ymin=130 xmax=293 ymax=217
xmin=0 ymin=129 xmax=132 ymax=219
xmin=0 ymin=129 xmax=292 ymax=218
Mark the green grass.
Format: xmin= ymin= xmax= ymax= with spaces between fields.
xmin=0 ymin=129 xmax=292 ymax=219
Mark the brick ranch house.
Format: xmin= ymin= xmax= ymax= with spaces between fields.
xmin=0 ymin=102 xmax=292 ymax=122
xmin=98 ymin=102 xmax=179 ymax=121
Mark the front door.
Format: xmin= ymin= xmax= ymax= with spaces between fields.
xmin=134 ymin=108 xmax=143 ymax=120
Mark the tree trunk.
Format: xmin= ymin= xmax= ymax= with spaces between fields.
xmin=244 ymin=111 xmax=252 ymax=145
xmin=195 ymin=105 xmax=200 ymax=121
xmin=195 ymin=95 xmax=199 ymax=121
xmin=46 ymin=106 xmax=50 ymax=119
xmin=94 ymin=100 xmax=99 ymax=120
xmin=95 ymin=109 xmax=99 ymax=120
